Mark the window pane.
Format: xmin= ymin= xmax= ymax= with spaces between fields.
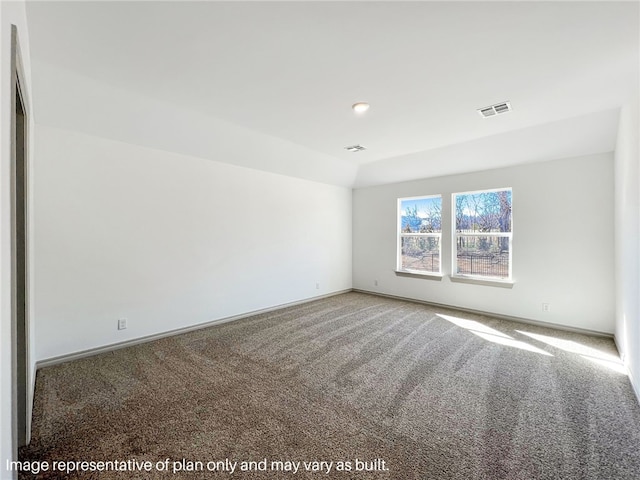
xmin=454 ymin=189 xmax=511 ymax=233
xmin=456 ymin=236 xmax=510 ymax=278
xmin=400 ymin=196 xmax=442 ymax=233
xmin=401 ymin=236 xmax=440 ymax=273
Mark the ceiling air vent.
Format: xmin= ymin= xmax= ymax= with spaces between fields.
xmin=344 ymin=144 xmax=366 ymax=152
xmin=478 ymin=101 xmax=512 ymax=118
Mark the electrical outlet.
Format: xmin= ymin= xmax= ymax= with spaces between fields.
xmin=118 ymin=318 xmax=128 ymax=330
xmin=374 ymin=279 xmax=379 ymax=287
xmin=316 ymin=283 xmax=320 ymax=290
xmin=542 ymin=303 xmax=551 ymax=312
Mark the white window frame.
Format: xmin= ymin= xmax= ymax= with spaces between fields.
xmin=397 ymin=195 xmax=442 ymax=276
xmin=452 ymin=187 xmax=512 ymax=282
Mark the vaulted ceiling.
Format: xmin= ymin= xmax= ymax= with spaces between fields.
xmin=25 ymin=1 xmax=639 ymax=187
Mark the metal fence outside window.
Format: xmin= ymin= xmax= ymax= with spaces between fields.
xmin=419 ymin=253 xmax=439 ymax=272
xmin=456 ymin=254 xmax=508 ymax=278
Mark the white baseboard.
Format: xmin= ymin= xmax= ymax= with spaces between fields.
xmin=37 ymin=289 xmax=351 ymax=369
xmin=625 ymin=361 xmax=640 ymax=406
xmin=353 ymin=289 xmax=614 ymax=338
xmin=610 ymin=335 xmax=640 ymax=407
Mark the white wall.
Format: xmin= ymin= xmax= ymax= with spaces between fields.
xmin=1 ymin=0 xmax=34 ymax=477
xmin=353 ymin=153 xmax=615 ymax=334
xmin=34 ymin=124 xmax=352 ymax=361
xmin=615 ymin=94 xmax=640 ymax=400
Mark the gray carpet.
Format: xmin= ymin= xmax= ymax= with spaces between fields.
xmin=19 ymin=292 xmax=640 ymax=479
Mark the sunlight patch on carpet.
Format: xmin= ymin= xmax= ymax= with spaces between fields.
xmin=437 ymin=314 xmax=553 ymax=356
xmin=517 ymin=330 xmax=626 ymax=374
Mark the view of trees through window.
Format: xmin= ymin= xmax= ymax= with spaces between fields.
xmin=454 ymin=188 xmax=512 ymax=279
xmin=397 ymin=189 xmax=512 ymax=280
xmin=398 ymin=196 xmax=442 ymax=273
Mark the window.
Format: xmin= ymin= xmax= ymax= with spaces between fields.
xmin=398 ymin=195 xmax=442 ymax=274
xmin=453 ymin=188 xmax=512 ymax=280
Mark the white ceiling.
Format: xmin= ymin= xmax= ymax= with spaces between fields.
xmin=25 ymin=1 xmax=639 ymax=186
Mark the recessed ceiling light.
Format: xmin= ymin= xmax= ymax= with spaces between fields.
xmin=344 ymin=144 xmax=366 ymax=152
xmin=352 ymin=102 xmax=370 ymax=114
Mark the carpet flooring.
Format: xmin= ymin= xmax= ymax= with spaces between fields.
xmin=19 ymin=292 xmax=640 ymax=479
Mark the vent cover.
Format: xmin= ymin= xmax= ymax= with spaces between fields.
xmin=344 ymin=144 xmax=366 ymax=152
xmin=478 ymin=101 xmax=512 ymax=118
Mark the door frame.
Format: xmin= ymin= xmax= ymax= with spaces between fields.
xmin=10 ymin=23 xmax=31 ymax=449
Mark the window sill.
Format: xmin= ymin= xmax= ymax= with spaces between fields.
xmin=450 ymin=275 xmax=514 ymax=288
xmin=395 ymin=270 xmax=443 ymax=280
